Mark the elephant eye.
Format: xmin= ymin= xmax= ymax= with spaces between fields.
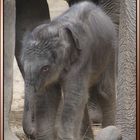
xmin=41 ymin=65 xmax=50 ymax=73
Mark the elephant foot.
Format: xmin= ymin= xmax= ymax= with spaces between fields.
xmin=23 ymin=126 xmax=36 ymax=139
xmin=95 ymin=126 xmax=122 ymax=140
xmin=88 ymin=107 xmax=103 ymax=124
xmin=4 ymin=129 xmax=19 ymax=140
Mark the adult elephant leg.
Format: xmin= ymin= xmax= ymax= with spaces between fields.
xmin=23 ymin=83 xmax=61 ymax=140
xmin=4 ymin=0 xmax=19 ymax=140
xmin=116 ymin=0 xmax=136 ymax=139
xmin=15 ymin=0 xmax=50 ymax=78
xmin=15 ymin=0 xmax=50 ymax=137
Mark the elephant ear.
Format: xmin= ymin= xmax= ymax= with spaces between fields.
xmin=59 ymin=26 xmax=81 ymax=65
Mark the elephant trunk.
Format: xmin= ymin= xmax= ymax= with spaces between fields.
xmin=23 ymin=83 xmax=36 ymax=139
xmin=23 ymin=82 xmax=61 ymax=140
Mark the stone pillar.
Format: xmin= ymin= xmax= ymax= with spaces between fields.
xmin=116 ymin=0 xmax=136 ymax=139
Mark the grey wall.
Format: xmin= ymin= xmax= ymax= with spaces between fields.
xmin=116 ymin=0 xmax=136 ymax=139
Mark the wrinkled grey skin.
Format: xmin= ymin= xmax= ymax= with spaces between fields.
xmin=4 ymin=0 xmax=136 ymax=140
xmin=4 ymin=1 xmax=108 ymax=140
xmin=3 ymin=0 xmax=95 ymax=139
xmin=66 ymin=0 xmax=119 ymax=127
xmin=88 ymin=0 xmax=119 ymax=126
xmin=4 ymin=0 xmax=50 ymax=140
xmin=67 ymin=0 xmax=136 ymax=140
xmin=22 ymin=2 xmax=116 ymax=140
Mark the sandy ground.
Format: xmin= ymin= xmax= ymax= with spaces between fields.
xmin=10 ymin=1 xmax=101 ymax=139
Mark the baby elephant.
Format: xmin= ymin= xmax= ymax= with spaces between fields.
xmin=21 ymin=1 xmax=118 ymax=140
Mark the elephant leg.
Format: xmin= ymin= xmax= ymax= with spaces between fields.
xmin=88 ymin=52 xmax=116 ymax=128
xmin=57 ymin=76 xmax=89 ymax=140
xmin=15 ymin=0 xmax=50 ymax=137
xmin=99 ymin=96 xmax=116 ymax=127
xmin=16 ymin=0 xmax=51 ymax=138
xmin=15 ymin=0 xmax=50 ymax=78
xmin=4 ymin=0 xmax=19 ymax=140
xmin=98 ymin=55 xmax=116 ymax=127
xmin=66 ymin=0 xmax=117 ymax=128
xmin=23 ymin=83 xmax=61 ymax=140
xmin=88 ymin=87 xmax=103 ymax=124
xmin=56 ymin=90 xmax=94 ymax=140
